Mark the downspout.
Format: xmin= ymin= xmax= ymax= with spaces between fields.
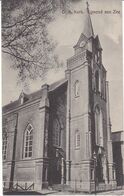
xmin=9 ymin=113 xmax=18 ymax=190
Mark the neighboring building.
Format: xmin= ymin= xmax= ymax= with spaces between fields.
xmin=2 ymin=4 xmax=117 ymax=193
xmin=112 ymin=131 xmax=124 ymax=187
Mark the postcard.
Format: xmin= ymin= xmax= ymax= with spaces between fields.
xmin=2 ymin=0 xmax=123 ymax=195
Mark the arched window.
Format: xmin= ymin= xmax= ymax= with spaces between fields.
xmin=95 ymin=106 xmax=103 ymax=146
xmin=75 ymin=130 xmax=80 ymax=149
xmin=95 ymin=71 xmax=99 ymax=92
xmin=2 ymin=132 xmax=7 ymax=160
xmin=95 ymin=54 xmax=98 ymax=62
xmin=99 ymin=110 xmax=103 ymax=146
xmin=24 ymin=124 xmax=33 ymax=158
xmin=74 ymin=80 xmax=80 ymax=97
xmin=103 ymin=80 xmax=106 ymax=99
xmin=95 ymin=71 xmax=101 ymax=92
xmin=53 ymin=119 xmax=61 ymax=146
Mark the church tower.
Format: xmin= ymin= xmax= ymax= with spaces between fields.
xmin=65 ymin=2 xmax=116 ymax=192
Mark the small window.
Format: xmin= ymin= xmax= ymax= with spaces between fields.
xmin=74 ymin=80 xmax=80 ymax=97
xmin=95 ymin=54 xmax=98 ymax=62
xmin=97 ymin=51 xmax=101 ymax=63
xmin=2 ymin=133 xmax=7 ymax=160
xmin=24 ymin=124 xmax=33 ymax=158
xmin=75 ymin=130 xmax=80 ymax=149
xmin=91 ymin=169 xmax=94 ymax=180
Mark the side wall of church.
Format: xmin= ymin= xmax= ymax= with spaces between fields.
xmin=3 ymin=97 xmax=47 ymax=190
xmin=14 ymin=102 xmax=42 ymax=185
xmin=3 ymin=114 xmax=17 ymax=188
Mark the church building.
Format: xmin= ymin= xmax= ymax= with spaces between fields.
xmin=2 ymin=4 xmax=117 ymax=193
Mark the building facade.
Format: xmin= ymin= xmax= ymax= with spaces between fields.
xmin=2 ymin=5 xmax=117 ymax=193
xmin=112 ymin=131 xmax=124 ymax=187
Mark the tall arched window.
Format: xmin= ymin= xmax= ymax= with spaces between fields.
xmin=53 ymin=119 xmax=61 ymax=146
xmin=95 ymin=106 xmax=100 ymax=145
xmin=95 ymin=70 xmax=101 ymax=92
xmin=74 ymin=80 xmax=80 ymax=97
xmin=2 ymin=132 xmax=7 ymax=160
xmin=95 ymin=106 xmax=103 ymax=146
xmin=24 ymin=124 xmax=33 ymax=158
xmin=75 ymin=130 xmax=80 ymax=149
xmin=95 ymin=71 xmax=99 ymax=92
xmin=99 ymin=110 xmax=103 ymax=146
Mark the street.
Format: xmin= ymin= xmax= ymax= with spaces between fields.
xmin=97 ymin=189 xmax=124 ymax=195
xmin=3 ymin=188 xmax=124 ymax=195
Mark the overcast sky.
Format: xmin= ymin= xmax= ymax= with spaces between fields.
xmin=2 ymin=0 xmax=123 ymax=132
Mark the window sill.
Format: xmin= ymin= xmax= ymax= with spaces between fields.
xmin=75 ymin=95 xmax=80 ymax=98
xmin=75 ymin=147 xmax=80 ymax=150
xmin=2 ymin=160 xmax=7 ymax=163
xmin=23 ymin=157 xmax=33 ymax=160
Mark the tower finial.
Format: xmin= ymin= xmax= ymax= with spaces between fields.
xmin=86 ymin=1 xmax=89 ymax=13
xmin=81 ymin=0 xmax=94 ymax=38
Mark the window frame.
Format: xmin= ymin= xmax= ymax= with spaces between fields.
xmin=75 ymin=130 xmax=80 ymax=149
xmin=74 ymin=80 xmax=80 ymax=98
xmin=95 ymin=71 xmax=99 ymax=92
xmin=53 ymin=119 xmax=61 ymax=147
xmin=2 ymin=132 xmax=7 ymax=161
xmin=23 ymin=124 xmax=33 ymax=159
xmin=95 ymin=106 xmax=104 ymax=147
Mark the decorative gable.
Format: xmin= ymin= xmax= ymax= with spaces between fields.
xmin=74 ymin=33 xmax=88 ymax=49
xmin=94 ymin=35 xmax=102 ymax=51
xmin=19 ymin=91 xmax=29 ymax=105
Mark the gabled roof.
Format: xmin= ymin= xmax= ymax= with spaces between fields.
xmin=3 ymin=100 xmax=20 ymax=114
xmin=3 ymin=78 xmax=68 ymax=114
xmin=49 ymin=78 xmax=67 ymax=92
xmin=2 ymin=89 xmax=43 ymax=113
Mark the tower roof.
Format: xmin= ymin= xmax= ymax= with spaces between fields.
xmin=83 ymin=1 xmax=94 ymax=38
xmin=74 ymin=2 xmax=94 ymax=49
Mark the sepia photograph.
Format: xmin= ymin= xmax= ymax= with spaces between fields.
xmin=2 ymin=0 xmax=124 ymax=195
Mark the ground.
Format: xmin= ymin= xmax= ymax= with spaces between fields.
xmin=3 ymin=189 xmax=124 ymax=195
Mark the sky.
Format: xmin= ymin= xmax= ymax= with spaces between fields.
xmin=2 ymin=0 xmax=123 ymax=132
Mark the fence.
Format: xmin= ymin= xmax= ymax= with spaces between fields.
xmin=3 ymin=181 xmax=34 ymax=191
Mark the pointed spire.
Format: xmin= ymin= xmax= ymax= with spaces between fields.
xmin=83 ymin=1 xmax=94 ymax=38
xmin=86 ymin=1 xmax=90 ymax=13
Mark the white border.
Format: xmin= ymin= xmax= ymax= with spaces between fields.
xmin=0 ymin=1 xmax=124 ymax=196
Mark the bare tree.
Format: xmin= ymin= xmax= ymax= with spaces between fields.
xmin=2 ymin=0 xmax=71 ymax=82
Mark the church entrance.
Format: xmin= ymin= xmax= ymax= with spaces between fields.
xmin=96 ymin=154 xmax=104 ymax=183
xmin=48 ymin=148 xmax=66 ymax=186
xmin=95 ymin=146 xmax=108 ymax=185
xmin=52 ymin=156 xmax=61 ymax=184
